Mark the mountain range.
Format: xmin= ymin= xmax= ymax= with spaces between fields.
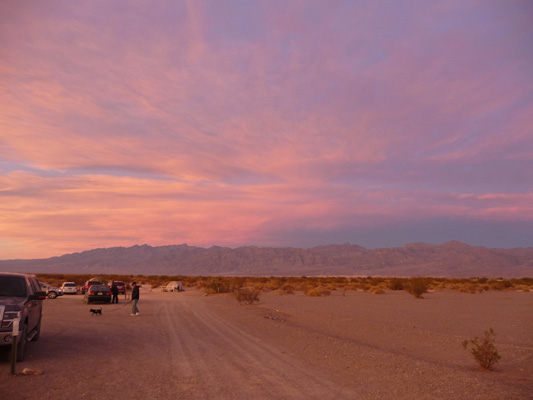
xmin=1 ymin=241 xmax=532 ymax=278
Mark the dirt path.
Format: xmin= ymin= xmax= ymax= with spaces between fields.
xmin=156 ymin=293 xmax=356 ymax=399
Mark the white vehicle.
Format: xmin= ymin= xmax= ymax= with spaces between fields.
xmin=162 ymin=281 xmax=184 ymax=292
xmin=61 ymin=282 xmax=78 ymax=294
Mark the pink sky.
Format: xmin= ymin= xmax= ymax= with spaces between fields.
xmin=1 ymin=0 xmax=532 ymax=259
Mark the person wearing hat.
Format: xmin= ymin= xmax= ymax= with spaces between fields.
xmin=131 ymin=282 xmax=140 ymax=316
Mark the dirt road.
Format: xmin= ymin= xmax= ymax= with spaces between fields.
xmin=1 ymin=288 xmax=532 ymax=399
xmin=0 ymin=289 xmax=356 ymax=399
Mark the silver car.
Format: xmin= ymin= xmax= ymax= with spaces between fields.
xmin=61 ymin=282 xmax=78 ymax=294
xmin=40 ymin=282 xmax=64 ymax=299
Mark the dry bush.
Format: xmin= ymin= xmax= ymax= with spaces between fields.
xmin=370 ymin=287 xmax=385 ymax=295
xmin=279 ymin=284 xmax=295 ymax=295
xmin=325 ymin=283 xmax=338 ymax=292
xmin=305 ymin=286 xmax=331 ymax=297
xmin=462 ymin=328 xmax=501 ymax=370
xmin=234 ymin=287 xmax=260 ymax=304
xmin=459 ymin=284 xmax=479 ymax=294
xmin=407 ymin=277 xmax=428 ymax=298
xmin=343 ymin=282 xmax=361 ymax=291
xmin=361 ymin=284 xmax=371 ymax=292
xmin=250 ymin=282 xmax=265 ymax=292
xmin=203 ymin=278 xmax=233 ymax=294
xmin=263 ymin=277 xmax=288 ymax=291
xmin=387 ymin=278 xmax=405 ymax=291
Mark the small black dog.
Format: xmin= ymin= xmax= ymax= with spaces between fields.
xmin=90 ymin=308 xmax=102 ymax=316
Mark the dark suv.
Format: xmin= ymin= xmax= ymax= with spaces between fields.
xmin=81 ymin=279 xmax=102 ymax=294
xmin=0 ymin=272 xmax=47 ymax=361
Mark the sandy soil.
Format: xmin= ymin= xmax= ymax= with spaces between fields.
xmin=0 ymin=288 xmax=531 ymax=399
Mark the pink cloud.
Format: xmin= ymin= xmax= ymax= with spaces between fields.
xmin=1 ymin=0 xmax=532 ymax=258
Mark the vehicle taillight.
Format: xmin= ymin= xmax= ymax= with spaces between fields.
xmin=88 ymin=291 xmax=94 ymax=295
xmin=106 ymin=291 xmax=111 ymax=295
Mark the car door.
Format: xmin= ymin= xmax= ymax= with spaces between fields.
xmin=26 ymin=277 xmax=43 ymax=329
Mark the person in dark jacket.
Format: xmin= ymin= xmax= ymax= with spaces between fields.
xmin=111 ymin=283 xmax=119 ymax=304
xmin=131 ymin=282 xmax=140 ymax=316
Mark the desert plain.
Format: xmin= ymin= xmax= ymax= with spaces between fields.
xmin=0 ymin=287 xmax=532 ymax=399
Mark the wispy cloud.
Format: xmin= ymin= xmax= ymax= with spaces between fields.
xmin=1 ymin=0 xmax=532 ymax=258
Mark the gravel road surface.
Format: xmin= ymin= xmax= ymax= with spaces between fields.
xmin=1 ymin=288 xmax=531 ymax=399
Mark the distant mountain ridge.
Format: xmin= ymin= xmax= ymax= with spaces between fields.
xmin=1 ymin=241 xmax=532 ymax=278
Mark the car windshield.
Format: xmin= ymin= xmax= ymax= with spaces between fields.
xmin=0 ymin=276 xmax=27 ymax=297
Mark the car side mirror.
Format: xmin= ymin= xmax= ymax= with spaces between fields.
xmin=30 ymin=291 xmax=48 ymax=300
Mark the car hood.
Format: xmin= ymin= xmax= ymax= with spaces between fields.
xmin=0 ymin=297 xmax=26 ymax=308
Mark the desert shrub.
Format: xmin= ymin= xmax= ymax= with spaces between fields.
xmin=370 ymin=287 xmax=385 ymax=294
xmin=459 ymin=284 xmax=479 ymax=294
xmin=265 ymin=277 xmax=284 ymax=291
xmin=334 ymin=277 xmax=348 ymax=285
xmin=489 ymin=281 xmax=506 ymax=291
xmin=234 ymin=287 xmax=260 ymax=304
xmin=501 ymin=280 xmax=513 ymax=289
xmin=325 ymin=283 xmax=338 ymax=291
xmin=407 ymin=277 xmax=428 ymax=298
xmin=462 ymin=328 xmax=501 ymax=370
xmin=204 ymin=279 xmax=232 ymax=294
xmin=279 ymin=284 xmax=295 ymax=295
xmin=387 ymin=278 xmax=404 ymax=290
xmin=368 ymin=277 xmax=385 ymax=287
xmin=305 ymin=286 xmax=331 ymax=297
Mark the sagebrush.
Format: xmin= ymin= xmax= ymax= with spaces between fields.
xmin=462 ymin=328 xmax=501 ymax=370
xmin=407 ymin=277 xmax=428 ymax=298
xmin=234 ymin=287 xmax=260 ymax=304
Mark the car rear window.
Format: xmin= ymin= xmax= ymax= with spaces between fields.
xmin=64 ymin=283 xmax=77 ymax=287
xmin=115 ymin=282 xmax=125 ymax=286
xmin=89 ymin=285 xmax=108 ymax=291
xmin=0 ymin=277 xmax=27 ymax=297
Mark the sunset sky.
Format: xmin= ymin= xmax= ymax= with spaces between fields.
xmin=1 ymin=0 xmax=532 ymax=260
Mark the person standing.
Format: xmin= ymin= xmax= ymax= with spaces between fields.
xmin=131 ymin=282 xmax=140 ymax=316
xmin=111 ymin=282 xmax=119 ymax=304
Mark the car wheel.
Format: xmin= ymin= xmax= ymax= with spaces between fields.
xmin=15 ymin=323 xmax=28 ymax=362
xmin=48 ymin=291 xmax=57 ymax=299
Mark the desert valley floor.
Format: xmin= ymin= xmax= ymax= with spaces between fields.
xmin=0 ymin=287 xmax=532 ymax=399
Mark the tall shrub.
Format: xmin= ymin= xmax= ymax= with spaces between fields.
xmin=407 ymin=277 xmax=428 ymax=298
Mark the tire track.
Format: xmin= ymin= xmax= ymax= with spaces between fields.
xmin=157 ymin=294 xmax=357 ymax=399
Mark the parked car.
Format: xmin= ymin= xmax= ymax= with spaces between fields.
xmin=60 ymin=282 xmax=78 ymax=294
xmin=0 ymin=272 xmax=47 ymax=361
xmin=40 ymin=282 xmax=64 ymax=299
xmin=162 ymin=281 xmax=184 ymax=292
xmin=107 ymin=280 xmax=126 ymax=294
xmin=81 ymin=279 xmax=102 ymax=294
xmin=84 ymin=285 xmax=112 ymax=304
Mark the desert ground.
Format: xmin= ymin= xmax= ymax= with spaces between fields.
xmin=0 ymin=287 xmax=531 ymax=399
